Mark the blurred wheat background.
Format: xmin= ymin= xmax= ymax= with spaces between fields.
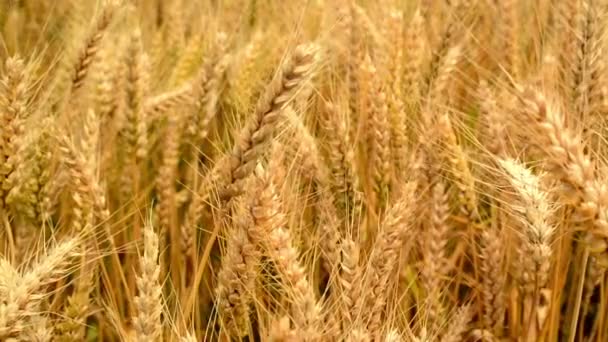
xmin=1 ymin=0 xmax=608 ymax=341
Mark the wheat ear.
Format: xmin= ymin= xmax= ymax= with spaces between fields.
xmin=215 ymin=200 xmax=258 ymax=337
xmin=252 ymin=164 xmax=320 ymax=335
xmin=519 ymin=89 xmax=608 ymax=266
xmin=221 ymin=43 xmax=319 ymax=200
xmin=133 ymin=220 xmax=163 ymax=342
xmin=357 ymin=182 xmax=416 ymax=333
xmin=0 ymin=237 xmax=80 ymax=339
xmin=70 ymin=1 xmax=117 ymax=96
xmin=0 ymin=56 xmax=27 ymax=208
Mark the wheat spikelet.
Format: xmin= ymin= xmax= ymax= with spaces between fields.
xmin=428 ymin=45 xmax=462 ymax=106
xmin=555 ymin=0 xmax=581 ymax=104
xmin=345 ymin=2 xmax=362 ymax=137
xmin=221 ymin=43 xmax=319 ymax=200
xmin=403 ymin=9 xmax=425 ymax=103
xmin=285 ymin=106 xmax=329 ymax=187
xmin=214 ymin=197 xmax=258 ymax=337
xmin=339 ymin=237 xmax=360 ymax=331
xmin=0 ymin=56 xmax=27 ymax=208
xmin=161 ymin=0 xmax=185 ymax=53
xmin=440 ymin=305 xmax=472 ymax=342
xmin=518 ymin=88 xmax=608 ymax=266
xmin=314 ymin=188 xmax=341 ymax=275
xmin=70 ymin=1 xmax=117 ymax=96
xmin=437 ymin=113 xmax=479 ymax=220
xmin=0 ymin=237 xmax=80 ymax=339
xmin=6 ymin=120 xmax=55 ymax=227
xmin=145 ymin=85 xmax=194 ymax=120
xmin=576 ymin=0 xmax=608 ymax=134
xmin=320 ymin=101 xmax=362 ymax=232
xmin=519 ymin=88 xmax=593 ymax=198
xmin=480 ymin=221 xmax=506 ymax=335
xmin=421 ymin=181 xmax=451 ymax=330
xmin=188 ymin=32 xmax=231 ymax=146
xmin=133 ymin=220 xmax=162 ymax=342
xmin=357 ymin=182 xmax=416 ymax=333
xmin=227 ymin=31 xmax=266 ymax=116
xmin=121 ymin=28 xmax=149 ymax=166
xmin=58 ymin=134 xmax=96 ymax=234
xmin=384 ymin=12 xmax=409 ymax=186
xmin=499 ymin=158 xmax=556 ymax=339
xmin=54 ymin=269 xmax=95 ymax=341
xmin=383 ymin=10 xmax=404 ymax=84
xmin=168 ymin=32 xmax=204 ymax=88
xmin=379 ymin=9 xmax=409 ymax=182
xmin=95 ymin=44 xmax=119 ymax=120
xmin=363 ymin=56 xmax=391 ymax=212
xmin=180 ymin=182 xmax=207 ymax=260
xmin=425 ymin=1 xmax=463 ymax=96
xmin=55 ymin=112 xmax=103 ymax=233
xmin=252 ymin=164 xmax=320 ymax=336
xmin=155 ymin=108 xmax=181 ymax=285
xmin=268 ymin=316 xmax=301 ymax=342
xmin=478 ymin=81 xmax=506 ymax=156
xmin=284 ymin=107 xmax=340 ymax=273
xmin=500 ymin=158 xmax=555 ymax=292
xmin=215 ymin=220 xmax=256 ymax=336
xmin=23 ymin=314 xmax=52 ymax=342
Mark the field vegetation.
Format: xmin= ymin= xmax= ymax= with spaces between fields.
xmin=1 ymin=0 xmax=607 ymax=341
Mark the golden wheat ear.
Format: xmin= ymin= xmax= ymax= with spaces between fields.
xmin=214 ymin=197 xmax=257 ymax=338
xmin=518 ymin=88 xmax=608 ymax=263
xmin=69 ymin=1 xmax=120 ymax=101
xmin=0 ymin=237 xmax=81 ymax=339
xmin=0 ymin=56 xmax=28 ymax=210
xmin=420 ymin=181 xmax=451 ymax=333
xmin=250 ymin=162 xmax=321 ymax=337
xmin=132 ymin=218 xmax=163 ymax=341
xmin=354 ymin=182 xmax=416 ymax=334
xmin=219 ymin=43 xmax=320 ymax=201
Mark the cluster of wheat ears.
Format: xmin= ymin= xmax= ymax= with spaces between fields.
xmin=2 ymin=0 xmax=608 ymax=341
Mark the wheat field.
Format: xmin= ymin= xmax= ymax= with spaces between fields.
xmin=1 ymin=0 xmax=607 ymax=341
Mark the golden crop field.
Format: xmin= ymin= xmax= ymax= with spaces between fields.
xmin=0 ymin=0 xmax=607 ymax=341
